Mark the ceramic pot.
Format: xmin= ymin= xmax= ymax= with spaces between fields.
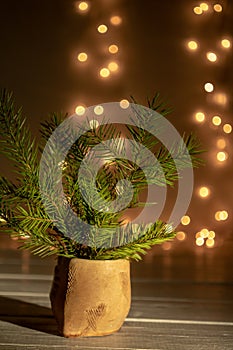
xmin=50 ymin=257 xmax=131 ymax=337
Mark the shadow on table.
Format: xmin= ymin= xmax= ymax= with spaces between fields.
xmin=0 ymin=296 xmax=60 ymax=336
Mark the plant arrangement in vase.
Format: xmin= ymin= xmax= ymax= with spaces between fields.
xmin=0 ymin=90 xmax=202 ymax=337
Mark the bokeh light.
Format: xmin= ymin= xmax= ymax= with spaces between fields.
xmin=221 ymin=39 xmax=231 ymax=48
xmin=216 ymin=151 xmax=228 ymax=162
xmin=77 ymin=1 xmax=89 ymax=12
xmin=77 ymin=52 xmax=88 ymax=62
xmin=176 ymin=231 xmax=186 ymax=241
xmin=195 ymin=112 xmax=205 ymax=122
xmin=199 ymin=186 xmax=210 ymax=198
xmin=110 ymin=16 xmax=122 ymax=25
xmin=196 ymin=237 xmax=204 ymax=246
xmin=97 ymin=24 xmax=108 ymax=33
xmin=181 ymin=215 xmax=191 ymax=225
xmin=94 ymin=105 xmax=104 ymax=115
xmin=206 ymin=238 xmax=215 ymax=248
xmin=206 ymin=52 xmax=217 ymax=62
xmin=99 ymin=68 xmax=110 ymax=78
xmin=223 ymin=123 xmax=232 ymax=134
xmin=204 ymin=82 xmax=214 ymax=92
xmin=200 ymin=3 xmax=209 ymax=11
xmin=120 ymin=99 xmax=130 ymax=109
xmin=75 ymin=105 xmax=86 ymax=115
xmin=213 ymin=4 xmax=223 ymax=12
xmin=187 ymin=40 xmax=198 ymax=50
xmin=193 ymin=6 xmax=203 ymax=15
xmin=108 ymin=61 xmax=119 ymax=72
xmin=212 ymin=115 xmax=221 ymax=126
xmin=108 ymin=44 xmax=119 ymax=54
xmin=216 ymin=138 xmax=226 ymax=149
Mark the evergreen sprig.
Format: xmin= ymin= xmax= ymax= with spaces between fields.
xmin=0 ymin=90 xmax=203 ymax=260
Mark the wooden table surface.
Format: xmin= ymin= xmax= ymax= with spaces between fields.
xmin=0 ymin=235 xmax=233 ymax=350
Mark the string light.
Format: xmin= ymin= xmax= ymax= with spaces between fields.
xmin=198 ymin=186 xmax=210 ymax=198
xmin=216 ymin=138 xmax=226 ymax=149
xmin=108 ymin=61 xmax=119 ymax=72
xmin=75 ymin=105 xmax=86 ymax=115
xmin=206 ymin=52 xmax=217 ymax=62
xmin=176 ymin=231 xmax=186 ymax=241
xmin=221 ymin=39 xmax=231 ymax=48
xmin=204 ymin=82 xmax=214 ymax=92
xmin=181 ymin=215 xmax=191 ymax=225
xmin=187 ymin=40 xmax=198 ymax=50
xmin=110 ymin=16 xmax=122 ymax=25
xmin=206 ymin=238 xmax=215 ymax=248
xmin=99 ymin=67 xmax=110 ymax=78
xmin=195 ymin=112 xmax=205 ymax=122
xmin=200 ymin=228 xmax=209 ymax=238
xmin=212 ymin=115 xmax=221 ymax=126
xmin=196 ymin=237 xmax=204 ymax=246
xmin=94 ymin=105 xmax=104 ymax=115
xmin=120 ymin=99 xmax=130 ymax=109
xmin=77 ymin=1 xmax=89 ymax=12
xmin=216 ymin=151 xmax=228 ymax=162
xmin=200 ymin=3 xmax=209 ymax=11
xmin=97 ymin=24 xmax=108 ymax=33
xmin=193 ymin=6 xmax=203 ymax=15
xmin=223 ymin=123 xmax=232 ymax=134
xmin=108 ymin=44 xmax=119 ymax=54
xmin=213 ymin=4 xmax=223 ymax=12
xmin=77 ymin=52 xmax=88 ymax=62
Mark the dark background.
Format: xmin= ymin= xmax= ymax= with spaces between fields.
xmin=0 ymin=0 xmax=233 ymax=257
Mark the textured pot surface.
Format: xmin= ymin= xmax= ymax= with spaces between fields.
xmin=50 ymin=257 xmax=131 ymax=337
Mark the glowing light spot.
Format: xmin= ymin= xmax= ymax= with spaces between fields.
xmin=77 ymin=52 xmax=88 ymax=62
xmin=196 ymin=237 xmax=205 ymax=246
xmin=208 ymin=230 xmax=215 ymax=239
xmin=204 ymin=82 xmax=214 ymax=92
xmin=206 ymin=52 xmax=217 ymax=62
xmin=217 ymin=151 xmax=228 ymax=162
xmin=200 ymin=3 xmax=209 ymax=11
xmin=217 ymin=138 xmax=226 ymax=149
xmin=120 ymin=99 xmax=130 ymax=109
xmin=195 ymin=232 xmax=201 ymax=238
xmin=89 ymin=119 xmax=99 ymax=129
xmin=214 ymin=4 xmax=223 ymax=12
xmin=212 ymin=115 xmax=221 ymax=126
xmin=193 ymin=6 xmax=203 ymax=14
xmin=162 ymin=242 xmax=172 ymax=251
xmin=108 ymin=44 xmax=119 ymax=54
xmin=221 ymin=39 xmax=231 ymax=48
xmin=176 ymin=231 xmax=186 ymax=241
xmin=195 ymin=112 xmax=205 ymax=122
xmin=94 ymin=105 xmax=104 ymax=115
xmin=108 ymin=61 xmax=119 ymax=72
xmin=75 ymin=105 xmax=86 ymax=115
xmin=200 ymin=228 xmax=209 ymax=238
xmin=213 ymin=93 xmax=227 ymax=106
xmin=187 ymin=41 xmax=198 ymax=50
xmin=199 ymin=186 xmax=210 ymax=198
xmin=110 ymin=16 xmax=122 ymax=25
xmin=206 ymin=238 xmax=215 ymax=248
xmin=97 ymin=24 xmax=108 ymax=33
xmin=223 ymin=123 xmax=232 ymax=134
xmin=77 ymin=1 xmax=89 ymax=12
xmin=215 ymin=211 xmax=221 ymax=221
xmin=99 ymin=68 xmax=110 ymax=78
xmin=181 ymin=215 xmax=191 ymax=226
xmin=219 ymin=210 xmax=228 ymax=221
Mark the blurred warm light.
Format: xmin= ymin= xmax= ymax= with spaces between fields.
xmin=193 ymin=6 xmax=203 ymax=14
xmin=108 ymin=44 xmax=119 ymax=54
xmin=219 ymin=210 xmax=228 ymax=221
xmin=108 ymin=61 xmax=119 ymax=72
xmin=215 ymin=211 xmax=221 ymax=221
xmin=162 ymin=242 xmax=172 ymax=250
xmin=204 ymin=82 xmax=214 ymax=92
xmin=199 ymin=186 xmax=210 ymax=198
xmin=187 ymin=40 xmax=198 ymax=50
xmin=75 ymin=105 xmax=86 ymax=115
xmin=214 ymin=4 xmax=223 ymax=12
xmin=89 ymin=119 xmax=99 ymax=129
xmin=212 ymin=115 xmax=221 ymax=126
xmin=181 ymin=215 xmax=191 ymax=225
xmin=97 ymin=24 xmax=108 ymax=33
xmin=208 ymin=230 xmax=215 ymax=239
xmin=94 ymin=105 xmax=104 ymax=115
xmin=216 ymin=151 xmax=228 ymax=162
xmin=206 ymin=238 xmax=215 ymax=248
xmin=120 ymin=99 xmax=130 ymax=109
xmin=223 ymin=123 xmax=232 ymax=134
xmin=110 ymin=16 xmax=122 ymax=25
xmin=195 ymin=232 xmax=201 ymax=238
xmin=217 ymin=138 xmax=226 ymax=149
xmin=77 ymin=1 xmax=89 ymax=12
xmin=77 ymin=52 xmax=88 ymax=62
xmin=200 ymin=3 xmax=209 ymax=11
xmin=213 ymin=92 xmax=227 ymax=106
xmin=99 ymin=67 xmax=110 ymax=78
xmin=221 ymin=39 xmax=231 ymax=48
xmin=195 ymin=112 xmax=205 ymax=122
xmin=176 ymin=231 xmax=186 ymax=241
xmin=206 ymin=52 xmax=217 ymax=62
xmin=200 ymin=228 xmax=209 ymax=238
xmin=196 ymin=237 xmax=204 ymax=246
